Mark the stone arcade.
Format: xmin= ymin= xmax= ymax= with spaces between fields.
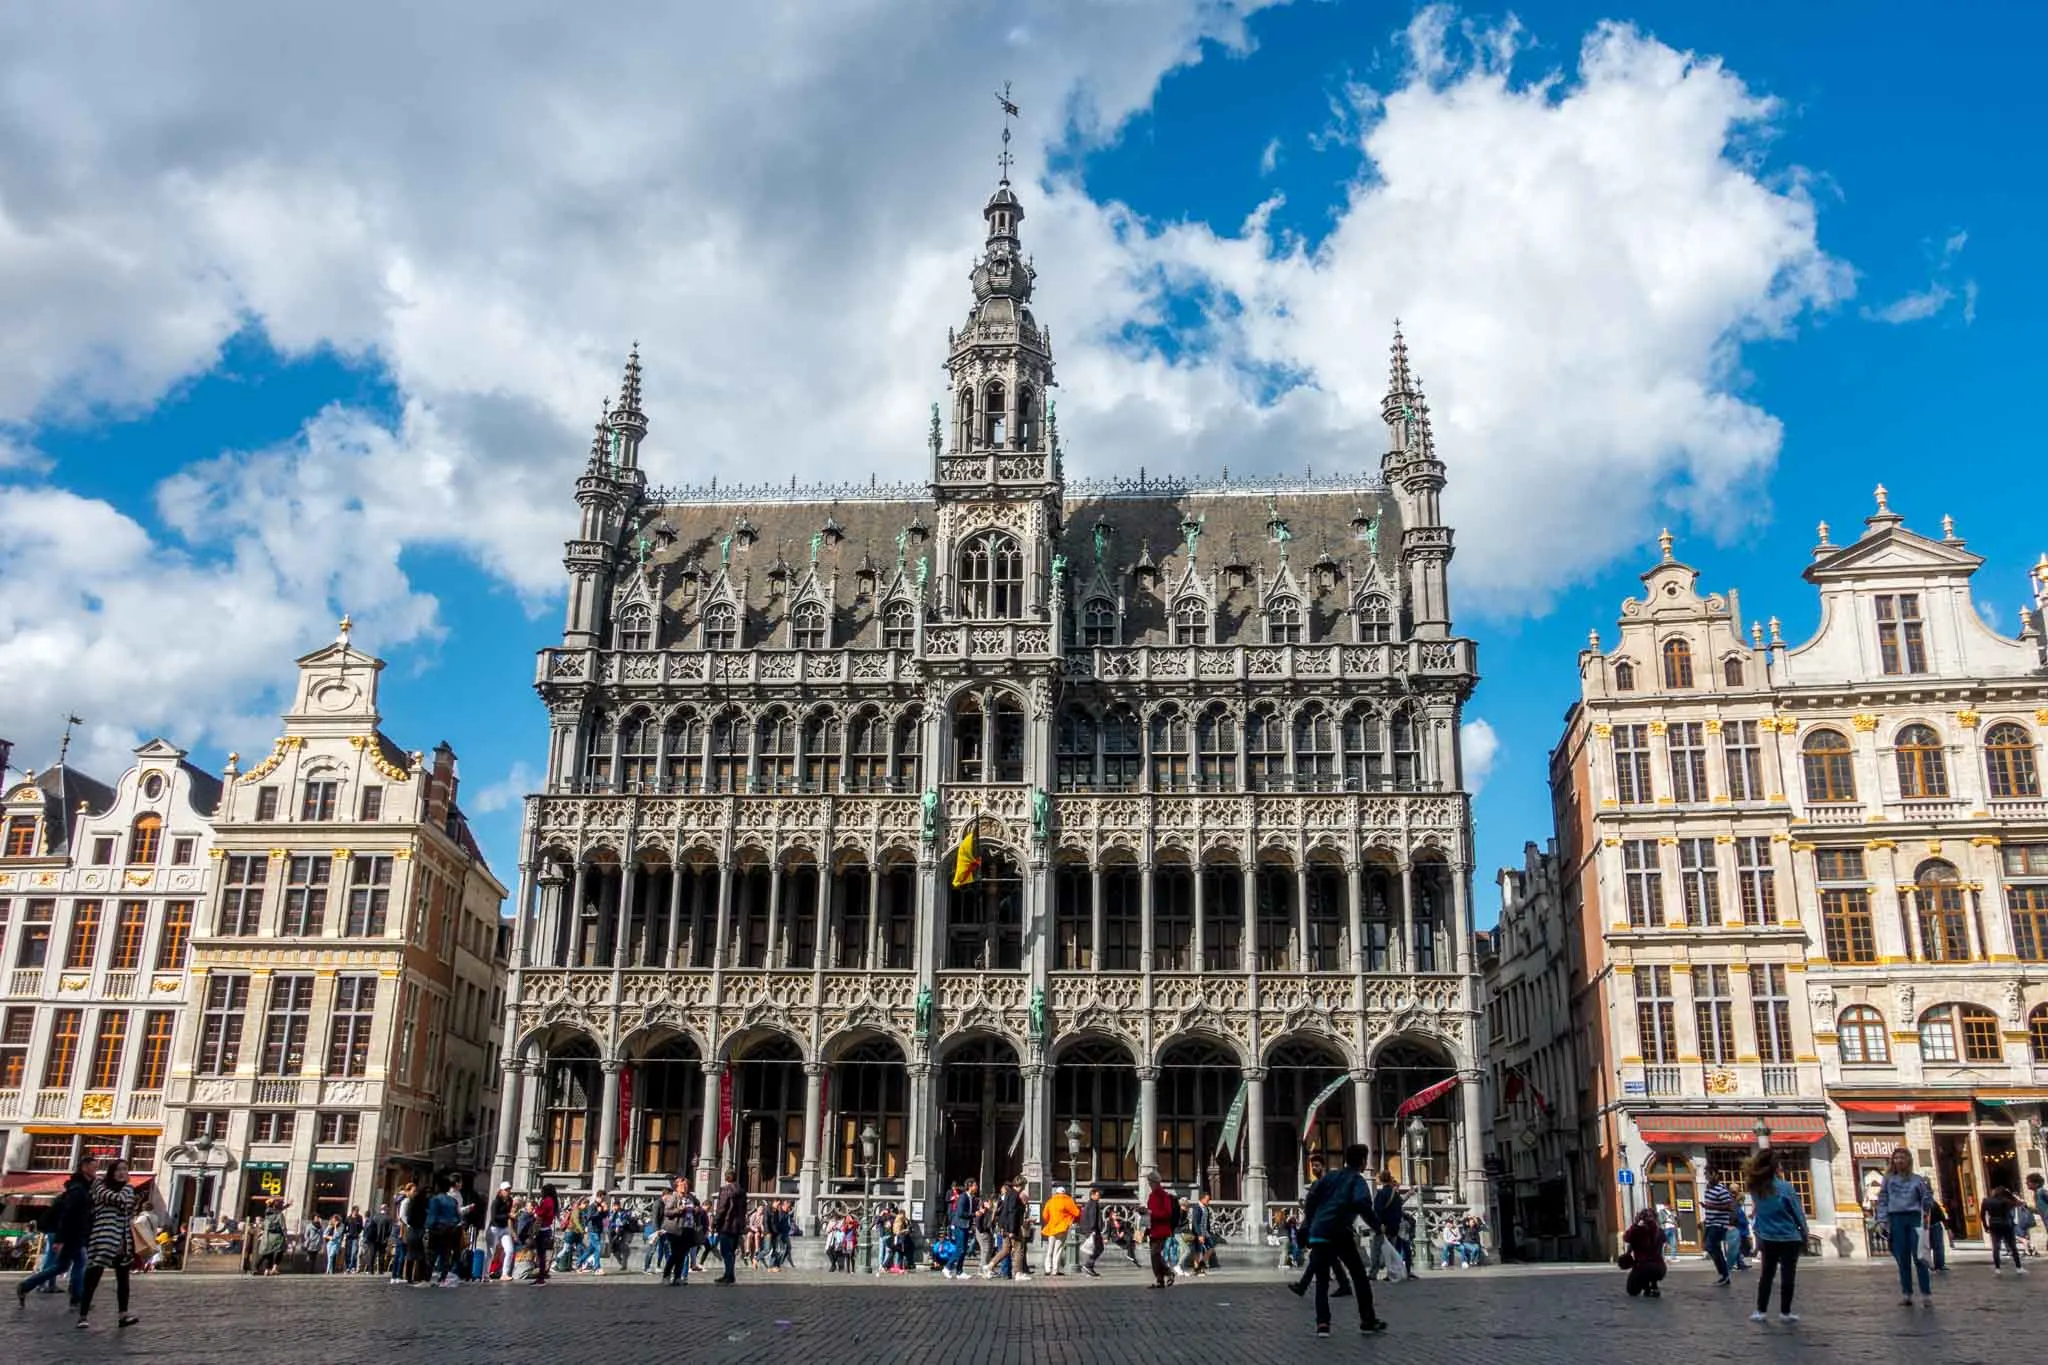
xmin=492 ymin=156 xmax=1487 ymax=1247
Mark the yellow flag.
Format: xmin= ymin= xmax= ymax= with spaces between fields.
xmin=952 ymin=826 xmax=981 ymax=887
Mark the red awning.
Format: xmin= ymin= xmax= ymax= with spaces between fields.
xmin=1837 ymin=1099 xmax=1971 ymax=1115
xmin=0 ymin=1171 xmax=72 ymax=1199
xmin=1634 ymin=1114 xmax=1828 ymax=1146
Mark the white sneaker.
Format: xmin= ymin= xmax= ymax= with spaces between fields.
xmin=2018 ymin=1265 xmax=2030 ymax=1276
xmin=1919 ymin=1294 xmax=1933 ymax=1307
xmin=942 ymin=1268 xmax=954 ymax=1279
xmin=1778 ymin=1312 xmax=1799 ymax=1323
xmin=1994 ymin=1267 xmax=2004 ymax=1276
xmin=1015 ymin=1273 xmax=1033 ymax=1281
xmin=1748 ymin=1311 xmax=1767 ymax=1323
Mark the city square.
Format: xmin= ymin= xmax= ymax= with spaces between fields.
xmin=4 ymin=1 xmax=2048 ymax=1350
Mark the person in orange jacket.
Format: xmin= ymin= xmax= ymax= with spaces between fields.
xmin=1040 ymin=1185 xmax=1082 ymax=1277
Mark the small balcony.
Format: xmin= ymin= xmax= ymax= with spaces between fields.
xmin=1643 ymin=1065 xmax=1685 ymax=1097
xmin=34 ymin=1088 xmax=69 ymax=1119
xmin=9 ymin=968 xmax=44 ymax=997
xmin=252 ymin=1078 xmax=302 ymax=1106
xmin=125 ymin=1092 xmax=162 ymax=1122
xmin=1806 ymin=804 xmax=1864 ymax=825
xmin=1762 ymin=1065 xmax=1801 ymax=1097
xmin=103 ymin=972 xmax=137 ymax=1000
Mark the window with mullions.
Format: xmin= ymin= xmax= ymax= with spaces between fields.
xmin=2032 ymin=1005 xmax=2048 ymax=1065
xmin=1150 ymin=707 xmax=1190 ymax=792
xmin=259 ymin=974 xmax=314 ymax=1076
xmin=1750 ymin=964 xmax=1794 ymax=1063
xmin=891 ymin=708 xmax=924 ymax=790
xmin=1986 ymin=723 xmax=2040 ymax=798
xmin=581 ymin=714 xmax=616 ymax=790
xmin=1895 ymin=724 xmax=1948 ymax=799
xmin=281 ymin=855 xmax=330 ymax=937
xmin=63 ymin=900 xmax=103 ymax=970
xmin=1734 ymin=837 xmax=1777 ymax=925
xmin=663 ymin=709 xmax=704 ymax=793
xmin=1155 ymin=865 xmax=1195 ymax=970
xmin=133 ymin=1010 xmax=175 ymax=1090
xmin=708 ymin=709 xmax=746 ymax=793
xmin=618 ymin=711 xmax=658 ymax=792
xmin=1357 ymin=594 xmax=1393 ymax=644
xmin=1875 ymin=593 xmax=1927 ymax=675
xmin=702 ymin=603 xmax=737 ymax=650
xmin=86 ymin=1010 xmax=127 ymax=1090
xmin=1693 ymin=964 xmax=1736 ymax=1065
xmin=1913 ymin=861 xmax=1972 ymax=962
xmin=2005 ymin=845 xmax=2048 ymax=961
xmin=326 ymin=975 xmax=376 ymax=1077
xmin=1801 ymin=729 xmax=1856 ymax=804
xmin=829 ymin=1040 xmax=907 ymax=1182
xmin=1101 ymin=706 xmax=1141 ymax=791
xmin=1837 ymin=1006 xmax=1889 ymax=1064
xmin=1305 ymin=865 xmax=1346 ymax=971
xmin=1172 ymin=597 xmax=1208 ymax=645
xmin=1294 ymin=706 xmax=1337 ymax=792
xmin=343 ymin=856 xmax=392 ymax=936
xmin=1266 ymin=596 xmax=1304 ymax=645
xmin=1195 ymin=706 xmax=1237 ymax=791
xmin=1391 ymin=708 xmax=1423 ymax=788
xmin=1612 ymin=725 xmax=1654 ymax=804
xmin=1815 ymin=847 xmax=1874 ymax=963
xmin=1053 ymin=864 xmax=1091 ymax=970
xmin=218 ymin=855 xmax=267 ymax=936
xmin=1635 ymin=965 xmax=1678 ymax=1063
xmin=944 ymin=848 xmax=1024 ymax=969
xmin=1919 ymin=1003 xmax=2001 ymax=1065
xmin=1100 ymin=864 xmax=1140 ymax=971
xmin=1676 ymin=838 xmax=1720 ymax=926
xmin=1080 ymin=598 xmax=1116 ymax=647
xmin=1662 ymin=638 xmax=1694 ymax=688
xmin=1053 ymin=1043 xmax=1138 ymax=1190
xmin=615 ymin=605 xmax=652 ymax=652
xmin=1201 ymin=866 xmax=1244 ymax=971
xmin=1668 ymin=722 xmax=1709 ymax=802
xmin=301 ymin=780 xmax=338 ymax=822
xmin=16 ymin=899 xmax=52 ymax=968
xmin=1724 ymin=720 xmax=1763 ymax=801
xmin=1246 ymin=706 xmax=1286 ymax=792
xmin=802 ymin=709 xmax=842 ymax=793
xmin=1621 ymin=840 xmax=1663 ymax=928
xmin=958 ymin=531 xmax=1024 ymax=619
xmin=195 ymin=974 xmax=249 ymax=1076
xmin=1343 ymin=708 xmax=1384 ymax=792
xmin=846 ymin=708 xmax=887 ymax=792
xmin=1255 ymin=866 xmax=1293 ymax=971
xmin=880 ymin=600 xmax=917 ymax=650
xmin=755 ymin=709 xmax=797 ymax=794
xmin=790 ymin=601 xmax=827 ymax=650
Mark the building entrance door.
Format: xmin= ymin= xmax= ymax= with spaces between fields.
xmin=1644 ymin=1154 xmax=1699 ymax=1250
xmin=1934 ymin=1132 xmax=1979 ymax=1239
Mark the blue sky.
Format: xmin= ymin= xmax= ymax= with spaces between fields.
xmin=1 ymin=2 xmax=2040 ymax=923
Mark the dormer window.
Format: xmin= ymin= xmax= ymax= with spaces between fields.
xmin=1876 ymin=593 xmax=1927 ymax=674
xmin=1613 ymin=660 xmax=1637 ymax=691
xmin=984 ymin=381 xmax=1007 ymax=447
xmin=128 ymin=814 xmax=162 ymax=865
xmin=1172 ymin=597 xmax=1208 ymax=646
xmin=1722 ymin=656 xmax=1745 ymax=687
xmin=1266 ymin=596 xmax=1304 ymax=645
xmin=615 ymin=605 xmax=652 ymax=652
xmin=1661 ymin=638 xmax=1694 ymax=689
xmin=1080 ymin=598 xmax=1116 ymax=647
xmin=790 ymin=602 xmax=827 ymax=650
xmin=3 ymin=816 xmax=37 ymax=857
xmin=703 ymin=603 xmax=737 ymax=651
xmin=881 ymin=601 xmax=916 ymax=650
xmin=1358 ymin=594 xmax=1392 ymax=644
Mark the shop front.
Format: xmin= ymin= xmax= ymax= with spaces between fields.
xmin=1625 ymin=1111 xmax=1831 ymax=1251
xmin=1835 ymin=1092 xmax=2047 ymax=1243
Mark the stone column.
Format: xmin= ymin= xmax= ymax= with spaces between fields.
xmin=866 ymin=863 xmax=883 ymax=970
xmin=813 ymin=861 xmax=833 ymax=971
xmin=595 ymin=1058 xmax=623 ymax=1191
xmin=492 ymin=1061 xmax=523 ymax=1189
xmin=664 ymin=864 xmax=685 ymax=969
xmin=1295 ymin=864 xmax=1310 ymax=973
xmin=1346 ymin=862 xmax=1365 ymax=978
xmin=568 ymin=859 xmax=589 ymax=966
xmin=1021 ymin=1061 xmax=1047 ymax=1197
xmin=614 ymin=856 xmax=638 ymax=970
xmin=1245 ymin=1066 xmax=1269 ymax=1232
xmin=1090 ymin=864 xmax=1104 ymax=972
xmin=799 ymin=1061 xmax=825 ymax=1225
xmin=1351 ymin=1067 xmax=1375 ymax=1167
xmin=765 ymin=859 xmax=785 ymax=969
xmin=1452 ymin=861 xmax=1474 ymax=975
xmin=1137 ymin=1066 xmax=1161 ymax=1177
xmin=711 ymin=862 xmax=735 ymax=970
xmin=513 ymin=1060 xmax=543 ymax=1188
xmin=695 ymin=1061 xmax=723 ymax=1193
xmin=1192 ymin=863 xmax=1207 ymax=973
xmin=1139 ymin=862 xmax=1156 ymax=975
xmin=1400 ymin=861 xmax=1418 ymax=974
xmin=1458 ymin=1068 xmax=1488 ymax=1228
xmin=906 ymin=1060 xmax=934 ymax=1224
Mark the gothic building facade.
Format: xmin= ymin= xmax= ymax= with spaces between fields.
xmin=494 ymin=165 xmax=1485 ymax=1242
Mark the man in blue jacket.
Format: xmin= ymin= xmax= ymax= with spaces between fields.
xmin=1297 ymin=1143 xmax=1387 ymax=1337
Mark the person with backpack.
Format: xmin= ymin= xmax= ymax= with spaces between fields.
xmin=1143 ymin=1172 xmax=1179 ymax=1288
xmin=1981 ymin=1186 xmax=2026 ymax=1276
xmin=1296 ymin=1143 xmax=1387 ymax=1337
xmin=424 ymin=1178 xmax=465 ymax=1285
xmin=1075 ymin=1186 xmax=1108 ymax=1277
xmin=16 ymin=1156 xmax=97 ymax=1306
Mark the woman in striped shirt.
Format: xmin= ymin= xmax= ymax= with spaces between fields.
xmin=75 ymin=1159 xmax=139 ymax=1330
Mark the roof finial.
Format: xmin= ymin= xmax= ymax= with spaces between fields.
xmin=995 ymin=83 xmax=1019 ymax=183
xmin=1387 ymin=320 xmax=1416 ymax=398
xmin=337 ymin=613 xmax=352 ymax=648
xmin=1941 ymin=513 xmax=1957 ymax=541
xmin=1657 ymin=528 xmax=1674 ymax=562
xmin=1816 ymin=519 xmax=1831 ymax=546
xmin=618 ymin=341 xmax=643 ymax=415
xmin=1874 ymin=482 xmax=1889 ymax=513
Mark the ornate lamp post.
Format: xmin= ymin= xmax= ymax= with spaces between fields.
xmin=1065 ymin=1119 xmax=1083 ymax=1267
xmin=1405 ymin=1116 xmax=1430 ymax=1269
xmin=860 ymin=1122 xmax=879 ymax=1276
xmin=1753 ymin=1118 xmax=1771 ymax=1151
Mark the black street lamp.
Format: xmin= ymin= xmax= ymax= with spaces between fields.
xmin=1064 ymin=1119 xmax=1083 ymax=1268
xmin=860 ymin=1122 xmax=879 ymax=1276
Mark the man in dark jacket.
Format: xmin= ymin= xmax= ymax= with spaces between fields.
xmin=401 ymin=1180 xmax=430 ymax=1283
xmin=1297 ymin=1144 xmax=1385 ymax=1337
xmin=16 ymin=1158 xmax=98 ymax=1303
xmin=710 ymin=1171 xmax=746 ymax=1284
xmin=363 ymin=1203 xmax=393 ymax=1276
xmin=1075 ymin=1186 xmax=1107 ymax=1277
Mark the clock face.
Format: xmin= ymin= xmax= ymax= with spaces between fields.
xmin=312 ymin=680 xmax=359 ymax=712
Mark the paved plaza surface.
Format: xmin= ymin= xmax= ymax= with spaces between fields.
xmin=1 ymin=1259 xmax=2037 ymax=1364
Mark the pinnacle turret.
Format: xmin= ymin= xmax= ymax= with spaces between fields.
xmin=616 ymin=342 xmax=644 ymax=420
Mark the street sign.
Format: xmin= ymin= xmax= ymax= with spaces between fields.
xmin=1622 ymin=1080 xmax=1646 ymax=1096
xmin=1617 ymin=1169 xmax=1635 ymax=1187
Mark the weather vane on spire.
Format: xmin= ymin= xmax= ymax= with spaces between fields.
xmin=996 ymin=82 xmax=1019 ymax=182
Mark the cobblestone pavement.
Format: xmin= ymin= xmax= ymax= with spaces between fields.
xmin=1 ymin=1257 xmax=2036 ymax=1365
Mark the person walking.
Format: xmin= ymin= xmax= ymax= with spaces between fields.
xmin=1872 ymin=1147 xmax=1936 ymax=1307
xmin=1187 ymin=1192 xmax=1215 ymax=1275
xmin=1040 ymin=1185 xmax=1080 ymax=1277
xmin=1143 ymin=1174 xmax=1179 ymax=1289
xmin=1295 ymin=1143 xmax=1385 ymax=1338
xmin=400 ymin=1181 xmax=428 ymax=1283
xmin=659 ymin=1177 xmax=703 ymax=1285
xmin=528 ymin=1185 xmax=559 ymax=1286
xmin=992 ymin=1182 xmax=1030 ymax=1280
xmin=255 ymin=1199 xmax=288 ymax=1277
xmin=1745 ymin=1149 xmax=1809 ymax=1325
xmin=16 ymin=1156 xmax=97 ymax=1306
xmin=2028 ymin=1173 xmax=2048 ymax=1254
xmin=1699 ymin=1175 xmax=1737 ymax=1286
xmin=486 ymin=1184 xmax=515 ymax=1281
xmin=1620 ymin=1207 xmax=1666 ymax=1298
xmin=424 ymin=1178 xmax=464 ymax=1286
xmin=1075 ymin=1187 xmax=1107 ymax=1277
xmin=711 ymin=1171 xmax=746 ymax=1284
xmin=1369 ymin=1172 xmax=1405 ymax=1282
xmin=1981 ymin=1186 xmax=2026 ymax=1276
xmin=75 ymin=1160 xmax=140 ymax=1330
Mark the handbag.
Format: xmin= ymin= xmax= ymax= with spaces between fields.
xmin=1616 ymin=1251 xmax=1635 ymax=1270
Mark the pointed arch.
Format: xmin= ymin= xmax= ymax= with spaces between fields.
xmin=790 ymin=600 xmax=827 ymax=650
xmin=1172 ymin=594 xmax=1209 ymax=645
xmin=1356 ymin=592 xmax=1393 ymax=644
xmin=958 ymin=531 xmax=1024 ymax=619
xmin=701 ymin=601 xmax=737 ymax=650
xmin=881 ymin=599 xmax=916 ymax=650
xmin=615 ymin=603 xmax=653 ymax=652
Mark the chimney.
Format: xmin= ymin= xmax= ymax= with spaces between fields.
xmin=428 ymin=742 xmax=458 ymax=826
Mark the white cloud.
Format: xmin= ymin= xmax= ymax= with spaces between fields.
xmin=0 ymin=2 xmax=1851 ymax=757
xmin=470 ymin=760 xmax=541 ymax=815
xmin=1258 ymin=137 xmax=1282 ymax=175
xmin=1864 ymin=227 xmax=1974 ymax=326
xmin=1461 ymin=717 xmax=1500 ymax=794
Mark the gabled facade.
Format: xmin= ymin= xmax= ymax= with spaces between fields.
xmin=498 ymin=146 xmax=1488 ymax=1250
xmin=0 ymin=743 xmax=215 ymax=1205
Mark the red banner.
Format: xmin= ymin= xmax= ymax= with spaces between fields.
xmin=618 ymin=1065 xmax=635 ymax=1147
xmin=1394 ymin=1074 xmax=1460 ymax=1118
xmin=718 ymin=1068 xmax=734 ymax=1160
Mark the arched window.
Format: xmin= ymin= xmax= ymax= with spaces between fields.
xmin=802 ymin=709 xmax=842 ymax=792
xmin=1986 ymin=723 xmax=2040 ymax=799
xmin=1056 ymin=706 xmax=1097 ymax=792
xmin=953 ymin=696 xmax=985 ymax=783
xmin=984 ymin=380 xmax=1007 ymax=446
xmin=1913 ymin=860 xmax=1971 ymax=962
xmin=891 ymin=707 xmax=924 ymax=790
xmin=790 ymin=601 xmax=826 ymax=650
xmin=1722 ymin=655 xmax=1744 ymax=687
xmin=1266 ymin=596 xmax=1304 ymax=645
xmin=1661 ymin=638 xmax=1694 ymax=689
xmin=618 ymin=710 xmax=658 ymax=792
xmin=1919 ymin=1003 xmax=2001 ymax=1064
xmin=1294 ymin=704 xmax=1336 ymax=792
xmin=126 ymin=814 xmax=162 ymax=866
xmin=1612 ymin=659 xmax=1636 ymax=691
xmin=881 ymin=601 xmax=916 ymax=650
xmin=1195 ymin=705 xmax=1237 ymax=791
xmin=581 ymin=713 xmax=617 ymax=790
xmin=1895 ymin=723 xmax=1948 ymax=798
xmin=1017 ymin=384 xmax=1036 ymax=448
xmin=1343 ymin=706 xmax=1385 ymax=791
xmin=756 ymin=709 xmax=797 ymax=794
xmin=847 ymin=707 xmax=888 ymax=792
xmin=958 ymin=531 xmax=1024 ymax=619
xmin=702 ymin=603 xmax=737 ymax=650
xmin=1080 ymin=597 xmax=1116 ymax=647
xmin=708 ymin=708 xmax=747 ymax=793
xmin=1391 ymin=707 xmax=1424 ymax=789
xmin=1246 ymin=704 xmax=1285 ymax=791
xmin=615 ymin=604 xmax=652 ymax=652
xmin=1172 ymin=597 xmax=1208 ymax=646
xmin=1837 ymin=1005 xmax=1889 ymax=1064
xmin=1149 ymin=706 xmax=1189 ymax=792
xmin=1801 ymin=729 xmax=1856 ymax=804
xmin=662 ymin=709 xmax=704 ymax=793
xmin=2031 ymin=1005 xmax=2048 ymax=1065
xmin=1358 ymin=594 xmax=1392 ymax=644
xmin=1101 ymin=705 xmax=1141 ymax=791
